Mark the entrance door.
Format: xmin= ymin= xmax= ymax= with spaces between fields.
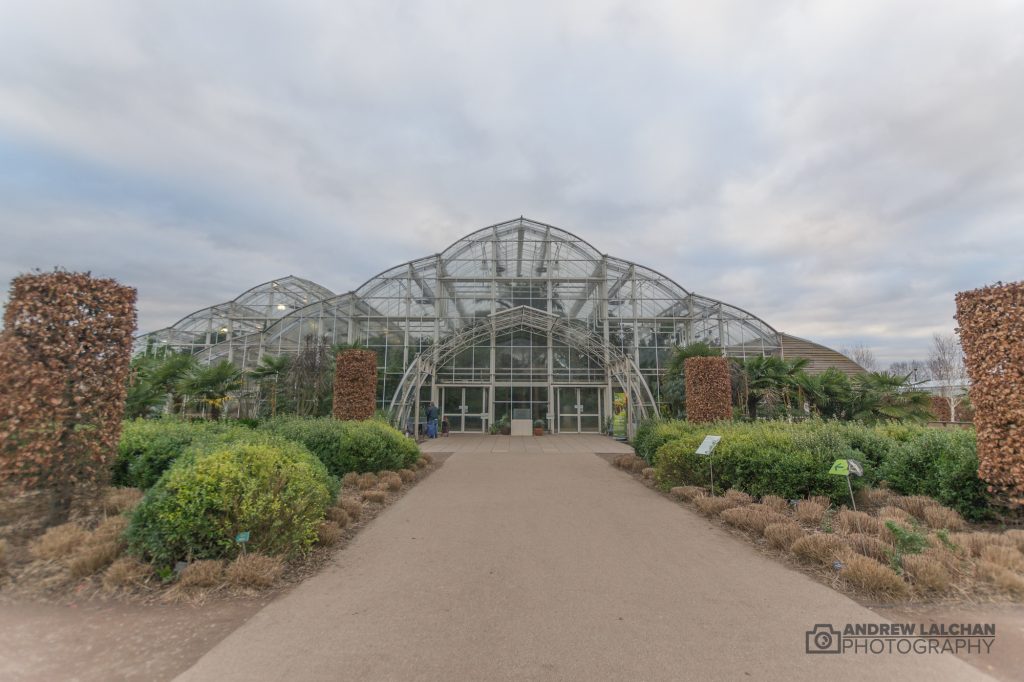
xmin=557 ymin=387 xmax=602 ymax=433
xmin=441 ymin=387 xmax=488 ymax=433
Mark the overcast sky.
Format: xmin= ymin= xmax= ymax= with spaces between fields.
xmin=1 ymin=0 xmax=1021 ymax=364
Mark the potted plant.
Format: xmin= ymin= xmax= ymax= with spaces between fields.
xmin=498 ymin=415 xmax=511 ymax=435
xmin=533 ymin=419 xmax=545 ymax=436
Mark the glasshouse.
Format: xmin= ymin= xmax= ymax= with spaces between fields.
xmin=136 ymin=218 xmax=860 ymax=433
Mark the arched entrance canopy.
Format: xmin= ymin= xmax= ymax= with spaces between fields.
xmin=389 ymin=305 xmax=657 ymax=437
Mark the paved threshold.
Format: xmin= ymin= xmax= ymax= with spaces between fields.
xmin=177 ymin=435 xmax=988 ymax=681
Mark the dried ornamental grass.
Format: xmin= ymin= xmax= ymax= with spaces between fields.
xmin=979 ymin=545 xmax=1024 ymax=573
xmin=178 ymin=560 xmax=225 ymax=588
xmin=845 ymin=533 xmax=893 ymax=564
xmin=326 ymin=506 xmax=349 ymax=524
xmin=378 ymin=472 xmax=403 ymax=492
xmin=854 ymin=487 xmax=893 ymax=509
xmin=29 ymin=523 xmax=90 ymax=561
xmin=791 ymin=534 xmax=850 ymax=566
xmin=316 ymin=522 xmax=342 ymax=547
xmin=921 ymin=505 xmax=966 ymax=531
xmin=764 ymin=523 xmax=803 ymax=551
xmin=724 ymin=489 xmax=753 ymax=504
xmin=341 ymin=472 xmax=360 ymax=488
xmin=398 ymin=469 xmax=416 ymax=483
xmin=356 ymin=473 xmax=379 ymax=490
xmin=102 ymin=487 xmax=143 ymax=515
xmin=807 ymin=495 xmax=832 ymax=510
xmin=956 ymin=282 xmax=1024 ymax=508
xmin=948 ymin=532 xmax=1015 ymax=558
xmin=642 ymin=467 xmax=656 ymax=480
xmin=794 ymin=501 xmax=827 ymax=526
xmin=339 ymin=498 xmax=363 ymax=521
xmin=877 ymin=506 xmax=914 ymax=523
xmin=836 ymin=510 xmax=883 ymax=536
xmin=892 ymin=495 xmax=941 ymax=521
xmin=840 ymin=553 xmax=910 ymax=600
xmin=976 ymin=560 xmax=1024 ymax=598
xmin=361 ymin=490 xmax=387 ymax=505
xmin=760 ymin=495 xmax=789 ymax=513
xmin=102 ymin=557 xmax=152 ymax=590
xmin=900 ymin=554 xmax=953 ymax=594
xmin=684 ymin=356 xmax=732 ymax=422
xmin=670 ymin=486 xmax=706 ymax=502
xmin=414 ymin=459 xmax=427 ymax=469
xmin=720 ymin=506 xmax=790 ymax=535
xmin=420 ymin=453 xmax=434 ymax=465
xmin=693 ymin=496 xmax=742 ymax=516
xmin=225 ymin=554 xmax=284 ymax=588
xmin=332 ymin=349 xmax=377 ymax=421
xmin=1006 ymin=529 xmax=1024 ymax=553
xmin=0 ymin=538 xmax=6 ymax=569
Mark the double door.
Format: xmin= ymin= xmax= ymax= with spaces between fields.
xmin=441 ymin=387 xmax=488 ymax=433
xmin=557 ymin=387 xmax=602 ymax=433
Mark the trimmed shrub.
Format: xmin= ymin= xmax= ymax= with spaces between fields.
xmin=225 ymin=554 xmax=283 ymax=588
xmin=632 ymin=419 xmax=702 ymax=464
xmin=126 ymin=440 xmax=333 ymax=564
xmin=261 ymin=417 xmax=419 ymax=476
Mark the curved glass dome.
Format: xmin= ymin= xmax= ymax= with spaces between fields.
xmin=137 ymin=218 xmax=781 ymax=432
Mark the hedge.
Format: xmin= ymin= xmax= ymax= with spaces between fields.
xmin=260 ymin=416 xmax=419 ymax=476
xmin=126 ymin=439 xmax=334 ymax=564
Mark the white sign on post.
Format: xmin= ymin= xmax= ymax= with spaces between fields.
xmin=696 ymin=435 xmax=721 ymax=456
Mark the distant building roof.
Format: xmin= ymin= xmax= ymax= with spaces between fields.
xmin=779 ymin=333 xmax=866 ymax=377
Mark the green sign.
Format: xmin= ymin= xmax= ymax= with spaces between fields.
xmin=613 ymin=412 xmax=627 ymax=438
xmin=235 ymin=531 xmax=250 ymax=544
xmin=828 ymin=460 xmax=850 ymax=476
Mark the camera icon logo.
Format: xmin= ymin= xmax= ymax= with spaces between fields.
xmin=805 ymin=624 xmax=843 ymax=654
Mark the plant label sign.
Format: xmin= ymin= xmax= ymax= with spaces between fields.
xmin=696 ymin=435 xmax=721 ymax=456
xmin=828 ymin=459 xmax=864 ymax=477
xmin=235 ymin=531 xmax=250 ymax=544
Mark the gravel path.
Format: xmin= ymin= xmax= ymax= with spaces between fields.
xmin=176 ymin=435 xmax=990 ymax=681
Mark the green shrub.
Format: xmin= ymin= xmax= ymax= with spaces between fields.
xmin=879 ymin=427 xmax=989 ymax=521
xmin=260 ymin=417 xmax=419 ymax=476
xmin=114 ymin=419 xmax=257 ymax=490
xmin=126 ymin=439 xmax=334 ymax=564
xmin=632 ymin=419 xmax=703 ymax=464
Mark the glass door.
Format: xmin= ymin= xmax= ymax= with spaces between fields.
xmin=441 ymin=387 xmax=488 ymax=433
xmin=442 ymin=387 xmax=463 ymax=432
xmin=558 ymin=387 xmax=602 ymax=433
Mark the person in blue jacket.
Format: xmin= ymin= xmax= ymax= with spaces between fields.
xmin=426 ymin=402 xmax=439 ymax=438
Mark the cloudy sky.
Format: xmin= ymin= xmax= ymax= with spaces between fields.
xmin=1 ymin=0 xmax=1021 ymax=364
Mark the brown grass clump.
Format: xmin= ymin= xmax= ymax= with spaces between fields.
xmin=901 ymin=554 xmax=953 ymax=594
xmin=102 ymin=557 xmax=152 ymax=590
xmin=791 ymin=534 xmax=849 ymax=566
xmin=979 ymin=545 xmax=1024 ymax=573
xmin=836 ymin=510 xmax=883 ymax=536
xmin=641 ymin=467 xmax=656 ymax=480
xmin=764 ymin=522 xmax=803 ymax=551
xmin=854 ymin=487 xmax=893 ymax=509
xmin=361 ymin=490 xmax=387 ymax=505
xmin=949 ymin=532 xmax=1015 ymax=557
xmin=921 ymin=505 xmax=966 ymax=531
xmin=29 ymin=523 xmax=90 ymax=561
xmin=807 ymin=495 xmax=832 ymax=510
xmin=693 ymin=496 xmax=741 ymax=516
xmin=316 ymin=522 xmax=343 ymax=547
xmin=840 ymin=553 xmax=910 ymax=600
xmin=378 ymin=472 xmax=403 ymax=492
xmin=670 ymin=486 xmax=706 ymax=502
xmin=720 ymin=505 xmax=790 ymax=535
xmin=339 ymin=498 xmax=363 ymax=521
xmin=225 ymin=554 xmax=283 ymax=588
xmin=723 ymin=489 xmax=753 ymax=504
xmin=891 ymin=495 xmax=939 ymax=521
xmin=102 ymin=487 xmax=143 ymax=515
xmin=845 ymin=533 xmax=893 ymax=563
xmin=976 ymin=560 xmax=1024 ymax=598
xmin=760 ymin=495 xmax=789 ymax=513
xmin=67 ymin=516 xmax=129 ymax=578
xmin=356 ymin=473 xmax=379 ymax=490
xmin=1006 ymin=529 xmax=1024 ymax=553
xmin=341 ymin=472 xmax=360 ymax=488
xmin=876 ymin=505 xmax=913 ymax=524
xmin=614 ymin=454 xmax=647 ymax=473
xmin=178 ymin=560 xmax=225 ymax=588
xmin=794 ymin=501 xmax=826 ymax=526
xmin=420 ymin=453 xmax=434 ymax=465
xmin=398 ymin=469 xmax=416 ymax=483
xmin=0 ymin=538 xmax=6 ymax=569
xmin=414 ymin=459 xmax=427 ymax=469
xmin=326 ymin=506 xmax=350 ymax=527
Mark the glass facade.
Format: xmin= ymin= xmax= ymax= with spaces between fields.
xmin=136 ymin=218 xmax=782 ymax=434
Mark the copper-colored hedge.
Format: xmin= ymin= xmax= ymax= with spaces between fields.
xmin=332 ymin=349 xmax=377 ymax=421
xmin=0 ymin=271 xmax=137 ymax=521
xmin=955 ymin=281 xmax=1024 ymax=508
xmin=685 ymin=356 xmax=732 ymax=423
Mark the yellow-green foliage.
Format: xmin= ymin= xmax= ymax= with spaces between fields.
xmin=127 ymin=440 xmax=334 ymax=564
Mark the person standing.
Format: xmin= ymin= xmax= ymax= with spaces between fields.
xmin=426 ymin=402 xmax=439 ymax=439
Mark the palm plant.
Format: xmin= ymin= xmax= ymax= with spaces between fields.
xmin=248 ymin=355 xmax=291 ymax=417
xmin=735 ymin=356 xmax=790 ymax=419
xmin=848 ymin=372 xmax=932 ymax=424
xmin=178 ymin=361 xmax=243 ymax=420
xmin=150 ymin=352 xmax=199 ymax=414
